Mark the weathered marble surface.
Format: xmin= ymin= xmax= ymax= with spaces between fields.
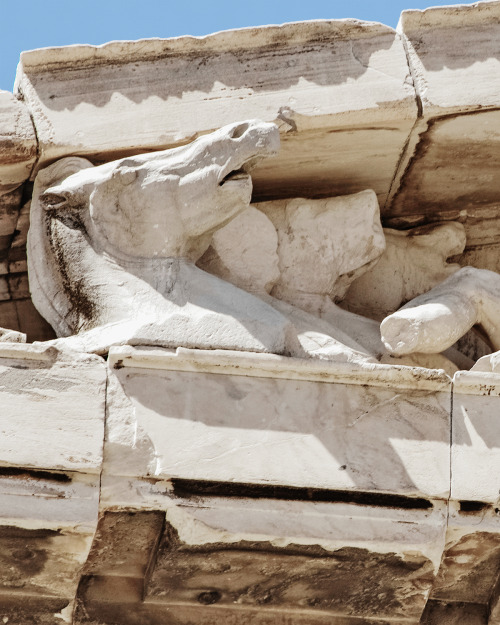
xmin=0 ymin=343 xmax=106 ymax=473
xmin=0 ymin=343 xmax=106 ymax=622
xmin=15 ymin=21 xmax=417 ymax=206
xmin=0 ymin=90 xmax=36 ymax=193
xmin=29 ymin=127 xmax=487 ymax=372
xmin=398 ymin=2 xmax=500 ymax=117
xmin=451 ymin=370 xmax=500 ymax=504
xmin=344 ymin=222 xmax=466 ymax=320
xmin=388 ymin=1 xmax=500 ymax=228
xmin=74 ymin=499 xmax=447 ymax=624
xmin=105 ymin=346 xmax=451 ymax=500
xmin=381 ymin=267 xmax=500 ymax=358
xmin=3 ymin=4 xmax=500 ymax=622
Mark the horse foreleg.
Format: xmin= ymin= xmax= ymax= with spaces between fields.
xmin=380 ymin=267 xmax=500 ymax=356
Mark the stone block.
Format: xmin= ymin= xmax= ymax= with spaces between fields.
xmin=7 ymin=272 xmax=29 ymax=299
xmin=0 ymin=344 xmax=105 ymax=622
xmin=0 ymin=470 xmax=100 ymax=621
xmin=105 ymin=346 xmax=451 ymax=500
xmin=0 ymin=300 xmax=18 ymax=331
xmin=14 ymin=298 xmax=56 ymax=342
xmin=388 ymin=2 xmax=500 ymax=222
xmin=451 ymin=370 xmax=500 ymax=504
xmin=15 ymin=21 xmax=417 ymax=205
xmin=388 ymin=110 xmax=500 ymax=219
xmin=421 ymin=501 xmax=500 ymax=624
xmin=398 ymin=1 xmax=500 ymax=117
xmin=0 ymin=343 xmax=106 ymax=474
xmin=0 ymin=91 xmax=36 ymax=191
xmin=76 ymin=500 xmax=446 ymax=624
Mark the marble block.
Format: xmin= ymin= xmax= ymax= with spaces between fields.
xmin=0 ymin=90 xmax=36 ymax=192
xmin=451 ymin=369 xmax=500 ymax=504
xmin=105 ymin=346 xmax=451 ymax=500
xmin=422 ymin=502 xmax=500 ymax=624
xmin=15 ymin=21 xmax=417 ymax=205
xmin=398 ymin=1 xmax=500 ymax=117
xmin=0 ymin=343 xmax=105 ymax=622
xmin=0 ymin=343 xmax=106 ymax=474
xmin=76 ymin=497 xmax=446 ymax=624
xmin=388 ymin=2 xmax=500 ymax=221
xmin=388 ymin=109 xmax=500 ymax=219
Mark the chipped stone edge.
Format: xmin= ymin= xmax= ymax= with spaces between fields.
xmin=17 ymin=19 xmax=396 ymax=75
xmin=453 ymin=369 xmax=500 ymax=396
xmin=108 ymin=345 xmax=451 ymax=391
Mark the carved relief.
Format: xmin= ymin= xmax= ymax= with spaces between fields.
xmin=26 ymin=119 xmax=498 ymax=371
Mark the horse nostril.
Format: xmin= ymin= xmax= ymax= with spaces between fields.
xmin=229 ymin=123 xmax=249 ymax=139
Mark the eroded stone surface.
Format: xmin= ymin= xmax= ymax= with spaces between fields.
xmin=388 ymin=2 xmax=500 ymax=226
xmin=15 ymin=21 xmax=416 ymax=206
xmin=4 ymin=8 xmax=500 ymax=623
xmin=0 ymin=344 xmax=105 ymax=623
xmin=75 ymin=501 xmax=445 ymax=624
xmin=104 ymin=346 xmax=451 ymax=499
xmin=0 ymin=343 xmax=106 ymax=473
xmin=344 ymin=222 xmax=465 ymax=320
xmin=0 ymin=91 xmax=36 ymax=191
xmin=398 ymin=1 xmax=500 ymax=117
xmin=451 ymin=370 xmax=500 ymax=503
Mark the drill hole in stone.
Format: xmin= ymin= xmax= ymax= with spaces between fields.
xmin=197 ymin=590 xmax=222 ymax=605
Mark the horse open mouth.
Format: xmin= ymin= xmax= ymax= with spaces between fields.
xmin=219 ymin=169 xmax=251 ymax=187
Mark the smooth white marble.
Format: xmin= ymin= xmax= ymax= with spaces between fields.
xmin=105 ymin=346 xmax=451 ymax=499
xmin=451 ymin=369 xmax=500 ymax=503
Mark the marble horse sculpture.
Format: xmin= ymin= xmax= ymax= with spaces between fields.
xmin=27 ymin=119 xmax=500 ymax=369
xmin=28 ymin=120 xmax=381 ymax=364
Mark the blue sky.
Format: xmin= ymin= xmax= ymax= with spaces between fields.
xmin=1 ymin=0 xmax=461 ymax=91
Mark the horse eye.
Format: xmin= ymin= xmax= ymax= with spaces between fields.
xmin=119 ymin=169 xmax=137 ymax=185
xmin=39 ymin=192 xmax=69 ymax=210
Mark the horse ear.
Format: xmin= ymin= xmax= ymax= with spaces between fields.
xmin=35 ymin=157 xmax=95 ymax=210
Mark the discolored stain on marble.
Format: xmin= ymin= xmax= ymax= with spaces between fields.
xmin=428 ymin=531 xmax=500 ymax=605
xmin=146 ymin=522 xmax=433 ymax=620
xmin=420 ymin=599 xmax=488 ymax=625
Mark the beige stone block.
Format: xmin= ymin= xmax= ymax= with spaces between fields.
xmin=451 ymin=370 xmax=500 ymax=504
xmin=105 ymin=346 xmax=451 ymax=500
xmin=0 ymin=277 xmax=9 ymax=301
xmin=7 ymin=272 xmax=29 ymax=299
xmin=388 ymin=110 xmax=500 ymax=219
xmin=388 ymin=2 xmax=500 ymax=222
xmin=0 ymin=470 xmax=100 ymax=621
xmin=422 ymin=502 xmax=500 ymax=624
xmin=0 ymin=343 xmax=106 ymax=474
xmin=0 ymin=344 xmax=104 ymax=621
xmin=0 ymin=187 xmax=23 ymax=267
xmin=77 ymin=501 xmax=446 ymax=624
xmin=0 ymin=91 xmax=37 ymax=190
xmin=0 ymin=471 xmax=99 ymax=610
xmin=0 ymin=300 xmax=19 ymax=332
xmin=398 ymin=1 xmax=500 ymax=117
xmin=16 ymin=21 xmax=417 ymax=205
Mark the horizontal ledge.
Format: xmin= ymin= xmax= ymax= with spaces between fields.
xmin=453 ymin=369 xmax=500 ymax=395
xmin=108 ymin=345 xmax=452 ymax=391
xmin=19 ymin=20 xmax=395 ymax=72
xmin=0 ymin=342 xmax=103 ymax=365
